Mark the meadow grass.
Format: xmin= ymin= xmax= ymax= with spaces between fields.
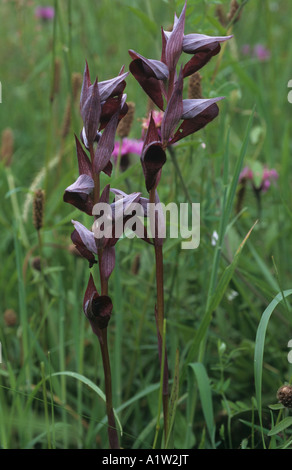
xmin=1 ymin=0 xmax=292 ymax=449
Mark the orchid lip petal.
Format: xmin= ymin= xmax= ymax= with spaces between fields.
xmin=83 ymin=274 xmax=113 ymax=332
xmin=142 ymin=142 xmax=167 ymax=192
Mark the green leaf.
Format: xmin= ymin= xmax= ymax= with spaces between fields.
xmin=51 ymin=371 xmax=123 ymax=435
xmin=188 ymin=362 xmax=215 ymax=448
xmin=268 ymin=417 xmax=292 ymax=436
xmin=165 ymin=349 xmax=180 ymax=449
xmin=254 ymin=289 xmax=292 ymax=446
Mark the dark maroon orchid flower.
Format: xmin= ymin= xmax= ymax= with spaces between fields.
xmin=129 ymin=1 xmax=232 ymax=110
xmin=70 ymin=187 xmax=151 ymax=275
xmin=80 ymin=61 xmax=129 ymax=145
xmin=63 ymin=174 xmax=94 ymax=215
xmin=169 ymin=95 xmax=224 ymax=145
xmin=83 ymin=273 xmax=113 ymax=335
xmin=163 ymin=29 xmax=233 ymax=78
xmin=92 ymin=187 xmax=150 ymax=247
xmin=71 ymin=220 xmax=97 ymax=268
xmin=140 ymin=89 xmax=224 ymax=191
xmin=128 ymin=50 xmax=168 ymax=111
xmin=141 ymin=113 xmax=166 ymax=192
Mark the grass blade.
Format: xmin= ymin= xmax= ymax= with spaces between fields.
xmin=254 ymin=289 xmax=292 ymax=447
xmin=188 ymin=362 xmax=215 ymax=448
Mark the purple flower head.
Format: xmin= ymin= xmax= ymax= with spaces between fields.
xmin=239 ymin=166 xmax=253 ymax=182
xmin=262 ymin=167 xmax=278 ymax=192
xmin=239 ymin=164 xmax=278 ymax=193
xmin=241 ymin=44 xmax=270 ymax=62
xmin=129 ymin=1 xmax=231 ymax=111
xmin=253 ymin=44 xmax=270 ymax=62
xmin=80 ymin=62 xmax=129 ymax=147
xmin=69 ymin=187 xmax=151 ymax=272
xmin=35 ymin=6 xmax=55 ymax=20
xmin=128 ymin=1 xmax=231 ymax=192
xmin=112 ymin=138 xmax=143 ymax=159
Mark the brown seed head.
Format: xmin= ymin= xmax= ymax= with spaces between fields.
xmin=1 ymin=128 xmax=14 ymax=167
xmin=4 ymin=309 xmax=18 ymax=327
xmin=33 ymin=189 xmax=45 ymax=231
xmin=72 ymin=72 xmax=83 ymax=102
xmin=277 ymin=385 xmax=292 ymax=408
xmin=31 ymin=256 xmax=42 ymax=271
xmin=62 ymin=97 xmax=72 ymax=138
xmin=117 ymin=102 xmax=135 ymax=138
xmin=50 ymin=57 xmax=61 ymax=102
xmin=188 ymin=72 xmax=203 ymax=100
xmin=227 ymin=0 xmax=241 ymax=23
xmin=215 ymin=5 xmax=227 ymax=27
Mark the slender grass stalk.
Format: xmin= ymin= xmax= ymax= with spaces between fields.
xmin=6 ymin=168 xmax=29 ymax=249
xmin=13 ymin=226 xmax=31 ymax=386
xmin=41 ymin=362 xmax=51 ymax=449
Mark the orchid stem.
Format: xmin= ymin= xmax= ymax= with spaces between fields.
xmin=90 ymin=149 xmax=119 ymax=449
xmin=150 ymin=187 xmax=169 ymax=442
xmin=100 ymin=327 xmax=119 ymax=449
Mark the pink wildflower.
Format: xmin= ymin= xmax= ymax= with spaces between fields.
xmin=112 ymin=138 xmax=143 ymax=159
xmin=261 ymin=168 xmax=278 ymax=192
xmin=239 ymin=166 xmax=253 ymax=182
xmin=112 ymin=138 xmax=143 ymax=171
xmin=141 ymin=110 xmax=164 ymax=139
xmin=241 ymin=44 xmax=270 ymax=62
xmin=35 ymin=6 xmax=55 ymax=20
xmin=253 ymin=44 xmax=270 ymax=62
xmin=239 ymin=165 xmax=278 ymax=192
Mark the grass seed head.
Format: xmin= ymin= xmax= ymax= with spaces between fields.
xmin=33 ymin=189 xmax=45 ymax=231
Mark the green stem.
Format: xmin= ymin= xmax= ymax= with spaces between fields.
xmin=41 ymin=362 xmax=51 ymax=449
